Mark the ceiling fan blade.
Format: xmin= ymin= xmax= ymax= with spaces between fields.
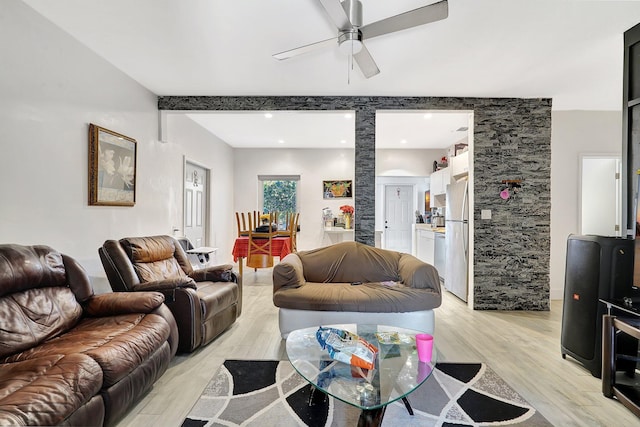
xmin=273 ymin=37 xmax=337 ymax=60
xmin=354 ymin=44 xmax=380 ymax=78
xmin=360 ymin=0 xmax=448 ymax=40
xmin=319 ymin=0 xmax=352 ymax=30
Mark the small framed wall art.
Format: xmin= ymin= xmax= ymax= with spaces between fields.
xmin=323 ymin=180 xmax=352 ymax=199
xmin=88 ymin=124 xmax=137 ymax=206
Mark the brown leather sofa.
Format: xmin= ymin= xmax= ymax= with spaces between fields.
xmin=0 ymin=243 xmax=178 ymax=427
xmin=99 ymin=235 xmax=241 ymax=353
xmin=273 ymin=241 xmax=442 ymax=337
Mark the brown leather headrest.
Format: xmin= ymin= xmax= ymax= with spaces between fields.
xmin=120 ymin=235 xmax=177 ymax=263
xmin=0 ymin=244 xmax=67 ymax=297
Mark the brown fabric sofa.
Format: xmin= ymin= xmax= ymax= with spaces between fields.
xmin=273 ymin=241 xmax=442 ymax=337
xmin=0 ymin=244 xmax=178 ymax=427
xmin=99 ymin=235 xmax=241 ymax=353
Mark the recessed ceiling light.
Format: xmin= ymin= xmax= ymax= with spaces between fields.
xmin=264 ymin=113 xmax=273 ymax=119
xmin=423 ymin=113 xmax=433 ymax=120
xmin=278 ymin=139 xmax=284 ymax=144
xmin=344 ymin=113 xmax=352 ymax=119
xmin=340 ymin=139 xmax=346 ymax=144
xmin=401 ymin=139 xmax=407 ymax=144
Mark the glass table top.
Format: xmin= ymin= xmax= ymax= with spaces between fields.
xmin=285 ymin=324 xmax=437 ymax=410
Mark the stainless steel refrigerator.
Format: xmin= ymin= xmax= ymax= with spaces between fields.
xmin=445 ymin=179 xmax=469 ymax=302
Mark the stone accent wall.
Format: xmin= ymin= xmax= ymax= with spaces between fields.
xmin=159 ymin=96 xmax=551 ymax=310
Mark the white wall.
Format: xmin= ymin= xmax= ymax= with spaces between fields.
xmin=234 ymin=147 xmax=447 ymax=250
xmin=233 ymin=148 xmax=354 ymax=250
xmin=376 ymin=148 xmax=446 ymax=177
xmin=550 ymin=110 xmax=622 ymax=299
xmin=165 ymin=114 xmax=236 ymax=265
xmin=0 ymin=1 xmax=234 ymax=292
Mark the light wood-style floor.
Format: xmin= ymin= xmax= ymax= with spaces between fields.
xmin=115 ymin=269 xmax=639 ymax=427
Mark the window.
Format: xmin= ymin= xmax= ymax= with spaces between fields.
xmin=259 ymin=175 xmax=299 ymax=227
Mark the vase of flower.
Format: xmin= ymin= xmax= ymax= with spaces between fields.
xmin=340 ymin=205 xmax=354 ymax=229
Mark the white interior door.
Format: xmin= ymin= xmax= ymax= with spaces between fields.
xmin=184 ymin=162 xmax=208 ymax=247
xmin=383 ymin=184 xmax=413 ymax=253
xmin=580 ymin=155 xmax=621 ymax=236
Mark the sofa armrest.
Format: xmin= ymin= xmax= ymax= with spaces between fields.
xmin=131 ymin=277 xmax=197 ymax=292
xmin=273 ymin=253 xmax=305 ymax=293
xmin=85 ymin=291 xmax=165 ymax=317
xmin=398 ymin=254 xmax=441 ymax=291
xmin=189 ymin=264 xmax=236 ymax=283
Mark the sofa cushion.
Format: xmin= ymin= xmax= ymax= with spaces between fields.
xmin=197 ymin=281 xmax=239 ymax=320
xmin=0 ymin=245 xmax=67 ymax=297
xmin=0 ymin=287 xmax=83 ymax=358
xmin=1 ymin=313 xmax=171 ymax=387
xmin=299 ymin=242 xmax=401 ymax=283
xmin=273 ymin=282 xmax=440 ymax=312
xmin=133 ymin=258 xmax=190 ymax=284
xmin=0 ymin=353 xmax=103 ymax=426
xmin=398 ymin=254 xmax=441 ymax=290
xmin=120 ymin=236 xmax=192 ymax=284
xmin=272 ymin=253 xmax=305 ymax=292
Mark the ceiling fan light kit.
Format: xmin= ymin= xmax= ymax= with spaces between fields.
xmin=272 ymin=0 xmax=449 ymax=79
xmin=338 ymin=30 xmax=363 ymax=55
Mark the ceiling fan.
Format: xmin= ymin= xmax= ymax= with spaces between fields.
xmin=273 ymin=0 xmax=449 ymax=79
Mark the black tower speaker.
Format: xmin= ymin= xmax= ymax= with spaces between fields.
xmin=561 ymin=234 xmax=635 ymax=378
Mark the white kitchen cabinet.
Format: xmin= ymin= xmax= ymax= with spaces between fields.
xmin=415 ymin=227 xmax=435 ymax=265
xmin=451 ymin=151 xmax=469 ymax=178
xmin=430 ymin=167 xmax=451 ymax=196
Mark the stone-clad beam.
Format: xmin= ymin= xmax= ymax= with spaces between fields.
xmin=159 ymin=96 xmax=552 ymax=310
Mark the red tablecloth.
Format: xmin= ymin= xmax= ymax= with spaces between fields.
xmin=232 ymin=236 xmax=291 ymax=262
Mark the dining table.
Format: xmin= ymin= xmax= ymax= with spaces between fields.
xmin=232 ymin=235 xmax=291 ymax=275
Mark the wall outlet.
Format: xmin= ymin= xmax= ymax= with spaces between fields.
xmin=481 ymin=209 xmax=492 ymax=220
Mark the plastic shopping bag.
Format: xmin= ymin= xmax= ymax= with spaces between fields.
xmin=315 ymin=326 xmax=378 ymax=370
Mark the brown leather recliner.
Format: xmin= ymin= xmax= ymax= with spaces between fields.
xmin=99 ymin=235 xmax=242 ymax=353
xmin=0 ymin=243 xmax=178 ymax=427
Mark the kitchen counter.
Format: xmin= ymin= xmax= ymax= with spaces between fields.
xmin=323 ymin=227 xmax=354 ymax=246
xmin=415 ymin=224 xmax=445 ymax=234
xmin=323 ymin=227 xmax=353 ymax=233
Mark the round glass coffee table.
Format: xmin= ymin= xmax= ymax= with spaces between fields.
xmin=286 ymin=324 xmax=437 ymax=427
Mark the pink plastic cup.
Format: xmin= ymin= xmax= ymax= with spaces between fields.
xmin=415 ymin=333 xmax=434 ymax=363
xmin=417 ymin=361 xmax=432 ymax=382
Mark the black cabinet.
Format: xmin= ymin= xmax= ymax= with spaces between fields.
xmin=623 ymin=23 xmax=640 ymax=234
xmin=602 ymin=314 xmax=640 ymax=417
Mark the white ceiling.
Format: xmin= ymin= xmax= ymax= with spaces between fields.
xmin=186 ymin=110 xmax=471 ymax=149
xmin=20 ymin=0 xmax=640 ymax=148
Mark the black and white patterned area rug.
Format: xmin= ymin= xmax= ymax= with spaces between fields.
xmin=181 ymin=360 xmax=552 ymax=427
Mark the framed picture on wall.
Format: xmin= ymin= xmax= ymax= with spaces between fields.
xmin=88 ymin=123 xmax=137 ymax=206
xmin=323 ymin=180 xmax=352 ymax=199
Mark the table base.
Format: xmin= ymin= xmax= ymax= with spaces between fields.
xmin=358 ymin=406 xmax=385 ymax=427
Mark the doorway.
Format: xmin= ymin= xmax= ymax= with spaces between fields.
xmin=184 ymin=161 xmax=209 ymax=247
xmin=383 ymin=184 xmax=413 ymax=253
xmin=580 ymin=154 xmax=621 ymax=236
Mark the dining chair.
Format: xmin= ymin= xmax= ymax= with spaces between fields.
xmin=247 ymin=212 xmax=277 ymax=269
xmin=291 ymin=212 xmax=300 ymax=252
xmin=251 ymin=210 xmax=259 ymax=230
xmin=235 ymin=212 xmax=250 ymax=237
xmin=277 ymin=212 xmax=299 ymax=252
xmin=236 ymin=211 xmax=261 ymax=237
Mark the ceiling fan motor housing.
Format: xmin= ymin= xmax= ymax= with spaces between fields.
xmin=341 ymin=0 xmax=362 ymax=28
